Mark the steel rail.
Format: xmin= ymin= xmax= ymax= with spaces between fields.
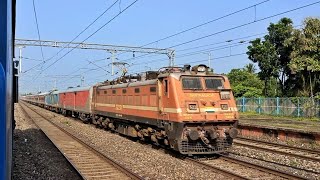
xmin=185 ymin=157 xmax=250 ymax=180
xmin=20 ymin=102 xmax=143 ymax=180
xmin=218 ymin=154 xmax=307 ymax=180
xmin=237 ymin=137 xmax=320 ymax=154
xmin=227 ymin=151 xmax=320 ymax=175
xmin=234 ymin=138 xmax=320 ymax=162
xmin=19 ymin=103 xmax=84 ymax=180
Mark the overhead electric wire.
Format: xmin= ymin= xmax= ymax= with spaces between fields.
xmin=128 ymin=53 xmax=247 ymax=75
xmin=131 ymin=24 xmax=303 ymax=67
xmin=116 ymin=0 xmax=271 ymax=59
xmin=23 ymin=0 xmax=120 ymax=74
xmin=131 ymin=42 xmax=251 ymax=67
xmin=22 ymin=57 xmax=43 ymax=62
xmin=139 ymin=0 xmax=270 ymax=48
xmin=43 ymin=0 xmax=120 ymax=64
xmin=176 ymin=52 xmax=247 ymax=66
xmin=65 ymin=57 xmax=107 ymax=76
xmin=32 ymin=0 xmax=45 ymax=63
xmin=122 ymin=1 xmax=320 ymax=63
xmin=52 ymin=0 xmax=271 ymax=84
xmin=39 ymin=0 xmax=139 ymax=75
xmin=31 ymin=0 xmax=270 ymax=83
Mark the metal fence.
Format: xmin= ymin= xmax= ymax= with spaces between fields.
xmin=236 ymin=97 xmax=320 ymax=118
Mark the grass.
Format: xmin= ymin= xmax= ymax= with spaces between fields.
xmin=239 ymin=111 xmax=320 ymax=122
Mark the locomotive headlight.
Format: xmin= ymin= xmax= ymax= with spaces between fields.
xmin=220 ymin=91 xmax=231 ymax=100
xmin=189 ymin=104 xmax=197 ymax=110
xmin=197 ymin=66 xmax=206 ymax=72
xmin=221 ymin=104 xmax=228 ymax=110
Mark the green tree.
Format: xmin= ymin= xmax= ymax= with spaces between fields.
xmin=244 ymin=63 xmax=256 ymax=74
xmin=247 ymin=17 xmax=294 ymax=96
xmin=228 ymin=67 xmax=264 ymax=97
xmin=285 ymin=18 xmax=320 ymax=96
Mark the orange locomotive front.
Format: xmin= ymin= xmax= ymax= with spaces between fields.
xmin=92 ymin=64 xmax=238 ymax=155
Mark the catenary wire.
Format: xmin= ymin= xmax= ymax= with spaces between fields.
xmin=43 ymin=0 xmax=120 ymax=64
xmin=32 ymin=0 xmax=45 ymax=63
xmin=116 ymin=0 xmax=271 ymax=58
xmin=121 ymin=1 xmax=320 ymax=63
xmin=38 ymin=0 xmax=139 ymax=75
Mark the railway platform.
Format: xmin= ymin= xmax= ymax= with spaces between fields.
xmin=238 ymin=116 xmax=320 ymax=144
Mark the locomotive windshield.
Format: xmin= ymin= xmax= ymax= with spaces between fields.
xmin=182 ymin=77 xmax=202 ymax=90
xmin=205 ymin=78 xmax=224 ymax=90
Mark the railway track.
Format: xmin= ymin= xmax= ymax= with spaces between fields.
xmin=20 ymin=103 xmax=143 ymax=180
xmin=234 ymin=137 xmax=320 ymax=162
xmin=186 ymin=154 xmax=307 ymax=180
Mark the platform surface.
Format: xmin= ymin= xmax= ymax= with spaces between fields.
xmin=239 ymin=114 xmax=320 ymax=134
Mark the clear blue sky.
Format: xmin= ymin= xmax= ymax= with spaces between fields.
xmin=16 ymin=0 xmax=320 ymax=93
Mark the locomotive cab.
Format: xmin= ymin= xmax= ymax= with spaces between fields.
xmin=159 ymin=64 xmax=239 ymax=154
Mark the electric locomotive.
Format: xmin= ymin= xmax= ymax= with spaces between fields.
xmin=92 ymin=64 xmax=239 ymax=154
xmin=23 ymin=64 xmax=239 ymax=155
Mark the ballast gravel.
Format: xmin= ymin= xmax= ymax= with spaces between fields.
xmin=27 ymin=103 xmax=226 ymax=180
xmin=13 ymin=104 xmax=81 ymax=180
xmin=230 ymin=145 xmax=320 ymax=180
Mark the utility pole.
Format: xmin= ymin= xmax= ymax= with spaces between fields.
xmin=202 ymin=52 xmax=211 ymax=67
xmin=107 ymin=50 xmax=117 ymax=76
xmin=168 ymin=50 xmax=175 ymax=67
xmin=81 ymin=76 xmax=85 ymax=86
xmin=54 ymin=78 xmax=57 ymax=90
xmin=18 ymin=46 xmax=25 ymax=74
xmin=208 ymin=52 xmax=211 ymax=68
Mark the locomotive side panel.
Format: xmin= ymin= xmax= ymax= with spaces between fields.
xmin=93 ymin=81 xmax=161 ymax=126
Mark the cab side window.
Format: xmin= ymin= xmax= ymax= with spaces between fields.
xmin=164 ymin=80 xmax=168 ymax=95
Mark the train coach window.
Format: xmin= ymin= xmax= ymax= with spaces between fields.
xmin=104 ymin=90 xmax=107 ymax=94
xmin=182 ymin=77 xmax=202 ymax=90
xmin=205 ymin=78 xmax=224 ymax=90
xmin=150 ymin=87 xmax=156 ymax=92
xmin=135 ymin=88 xmax=140 ymax=93
xmin=112 ymin=89 xmax=116 ymax=94
xmin=122 ymin=89 xmax=127 ymax=94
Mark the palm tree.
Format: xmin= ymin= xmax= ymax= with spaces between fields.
xmin=244 ymin=63 xmax=256 ymax=74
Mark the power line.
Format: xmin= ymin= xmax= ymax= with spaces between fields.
xmin=23 ymin=0 xmax=120 ymax=74
xmin=32 ymin=0 xmax=45 ymax=62
xmin=122 ymin=1 xmax=319 ymax=63
xmin=42 ymin=0 xmax=120 ymax=65
xmin=124 ymin=32 xmax=267 ymax=65
xmin=22 ymin=57 xmax=43 ymax=61
xmin=130 ymin=24 xmax=303 ymax=67
xmin=38 ymin=0 xmax=139 ymax=75
xmin=131 ymin=42 xmax=250 ymax=67
xmin=116 ymin=0 xmax=271 ymax=58
xmin=128 ymin=53 xmax=247 ymax=75
xmin=32 ymin=0 xmax=270 ymax=84
xmin=169 ymin=2 xmax=319 ymax=49
xmin=176 ymin=53 xmax=247 ymax=66
xmin=140 ymin=0 xmax=270 ymax=48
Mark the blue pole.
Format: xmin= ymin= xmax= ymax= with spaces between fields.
xmin=276 ymin=97 xmax=280 ymax=115
xmin=297 ymin=98 xmax=300 ymax=117
xmin=258 ymin=97 xmax=261 ymax=114
xmin=242 ymin=97 xmax=246 ymax=112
